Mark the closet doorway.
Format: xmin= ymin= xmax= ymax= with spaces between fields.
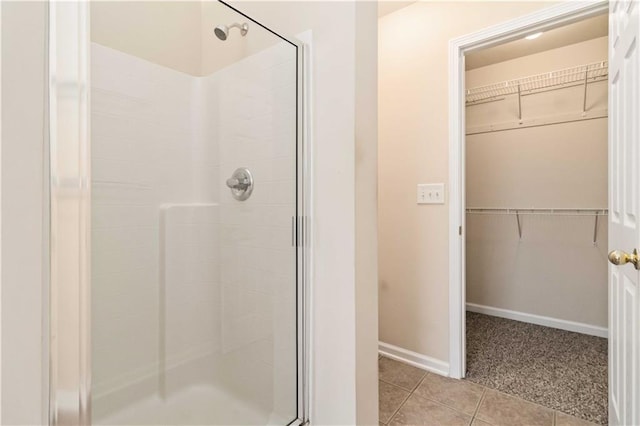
xmin=462 ymin=10 xmax=609 ymax=425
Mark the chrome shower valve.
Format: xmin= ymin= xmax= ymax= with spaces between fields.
xmin=226 ymin=168 xmax=254 ymax=201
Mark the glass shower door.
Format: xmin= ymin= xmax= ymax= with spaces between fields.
xmin=49 ymin=1 xmax=303 ymax=424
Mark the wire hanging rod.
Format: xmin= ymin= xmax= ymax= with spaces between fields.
xmin=465 ymin=207 xmax=608 ymax=216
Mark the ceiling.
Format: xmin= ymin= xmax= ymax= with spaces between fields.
xmin=378 ymin=1 xmax=416 ymax=18
xmin=465 ymin=14 xmax=608 ymax=70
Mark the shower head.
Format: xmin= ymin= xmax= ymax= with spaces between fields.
xmin=214 ymin=22 xmax=249 ymax=41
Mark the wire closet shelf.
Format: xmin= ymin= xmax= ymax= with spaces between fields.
xmin=465 ymin=208 xmax=608 ymax=244
xmin=465 ymin=60 xmax=608 ymax=105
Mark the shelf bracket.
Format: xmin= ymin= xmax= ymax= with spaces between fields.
xmin=516 ymin=210 xmax=522 ymax=239
xmin=517 ymin=84 xmax=522 ymax=121
xmin=593 ymin=213 xmax=599 ymax=245
xmin=582 ymin=69 xmax=589 ymax=114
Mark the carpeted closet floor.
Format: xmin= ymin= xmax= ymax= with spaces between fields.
xmin=465 ymin=312 xmax=608 ymax=425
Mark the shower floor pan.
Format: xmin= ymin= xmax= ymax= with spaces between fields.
xmin=93 ymin=383 xmax=287 ymax=426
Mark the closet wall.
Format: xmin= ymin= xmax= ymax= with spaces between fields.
xmin=465 ymin=36 xmax=608 ymax=331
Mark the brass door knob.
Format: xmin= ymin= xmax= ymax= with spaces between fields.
xmin=608 ymin=249 xmax=640 ymax=270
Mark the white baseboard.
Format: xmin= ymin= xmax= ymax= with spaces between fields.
xmin=466 ymin=303 xmax=608 ymax=338
xmin=378 ymin=341 xmax=449 ymax=377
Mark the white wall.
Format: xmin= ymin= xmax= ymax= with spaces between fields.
xmin=0 ymin=3 xmax=3 ymax=422
xmin=228 ymin=2 xmax=383 ymax=423
xmin=378 ymin=1 xmax=558 ymax=367
xmin=465 ymin=37 xmax=608 ymax=329
xmin=234 ymin=2 xmax=379 ymax=423
xmin=355 ymin=2 xmax=379 ymax=425
xmin=1 ymin=2 xmax=48 ymax=424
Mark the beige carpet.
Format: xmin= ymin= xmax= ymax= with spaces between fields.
xmin=465 ymin=312 xmax=607 ymax=425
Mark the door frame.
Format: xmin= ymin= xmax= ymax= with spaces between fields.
xmin=447 ymin=0 xmax=609 ymax=379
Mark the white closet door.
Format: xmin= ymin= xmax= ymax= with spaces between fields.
xmin=607 ymin=1 xmax=640 ymax=425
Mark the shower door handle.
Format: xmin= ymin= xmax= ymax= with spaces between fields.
xmin=291 ymin=216 xmax=306 ymax=247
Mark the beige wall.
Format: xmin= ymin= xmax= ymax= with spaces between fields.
xmin=91 ymin=1 xmax=285 ymax=77
xmin=466 ymin=37 xmax=608 ymax=207
xmin=378 ymin=1 xmax=557 ymax=365
xmin=91 ymin=1 xmax=203 ymax=75
xmin=465 ymin=37 xmax=608 ymax=328
xmin=466 ymin=37 xmax=608 ymax=87
xmin=200 ymin=1 xmax=282 ymax=76
xmin=201 ymin=1 xmax=248 ymax=75
xmin=1 ymin=2 xmax=48 ymax=424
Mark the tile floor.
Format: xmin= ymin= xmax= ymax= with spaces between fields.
xmin=378 ymin=356 xmax=599 ymax=426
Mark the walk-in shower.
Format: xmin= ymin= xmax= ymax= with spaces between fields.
xmin=48 ymin=2 xmax=307 ymax=425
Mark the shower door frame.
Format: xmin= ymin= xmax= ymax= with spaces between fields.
xmin=47 ymin=1 xmax=310 ymax=424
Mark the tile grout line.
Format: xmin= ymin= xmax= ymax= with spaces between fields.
xmin=472 ymin=387 xmax=560 ymax=426
xmin=408 ymin=392 xmax=481 ymax=423
xmin=384 ymin=361 xmax=488 ymax=425
xmin=412 ymin=374 xmax=487 ymax=422
xmin=378 ymin=361 xmax=426 ymax=426
xmin=381 ymin=357 xmax=580 ymax=426
xmin=388 ymin=371 xmax=427 ymax=423
xmin=470 ymin=387 xmax=487 ymax=424
xmin=380 ymin=358 xmax=600 ymax=426
xmin=410 ymin=371 xmax=428 ymax=393
xmin=469 ymin=380 xmax=569 ymax=418
xmin=378 ymin=377 xmax=420 ymax=394
xmin=384 ymin=380 xmax=415 ymax=425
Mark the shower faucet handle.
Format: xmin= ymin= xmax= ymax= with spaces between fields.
xmin=226 ymin=177 xmax=242 ymax=188
xmin=226 ymin=176 xmax=250 ymax=189
xmin=225 ymin=168 xmax=254 ymax=201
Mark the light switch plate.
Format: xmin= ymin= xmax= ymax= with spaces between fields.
xmin=417 ymin=183 xmax=445 ymax=204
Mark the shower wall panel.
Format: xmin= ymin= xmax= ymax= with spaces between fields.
xmin=203 ymin=40 xmax=297 ymax=421
xmin=91 ymin=39 xmax=297 ymax=423
xmin=161 ymin=204 xmax=221 ymax=380
xmin=91 ymin=42 xmax=219 ymax=406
